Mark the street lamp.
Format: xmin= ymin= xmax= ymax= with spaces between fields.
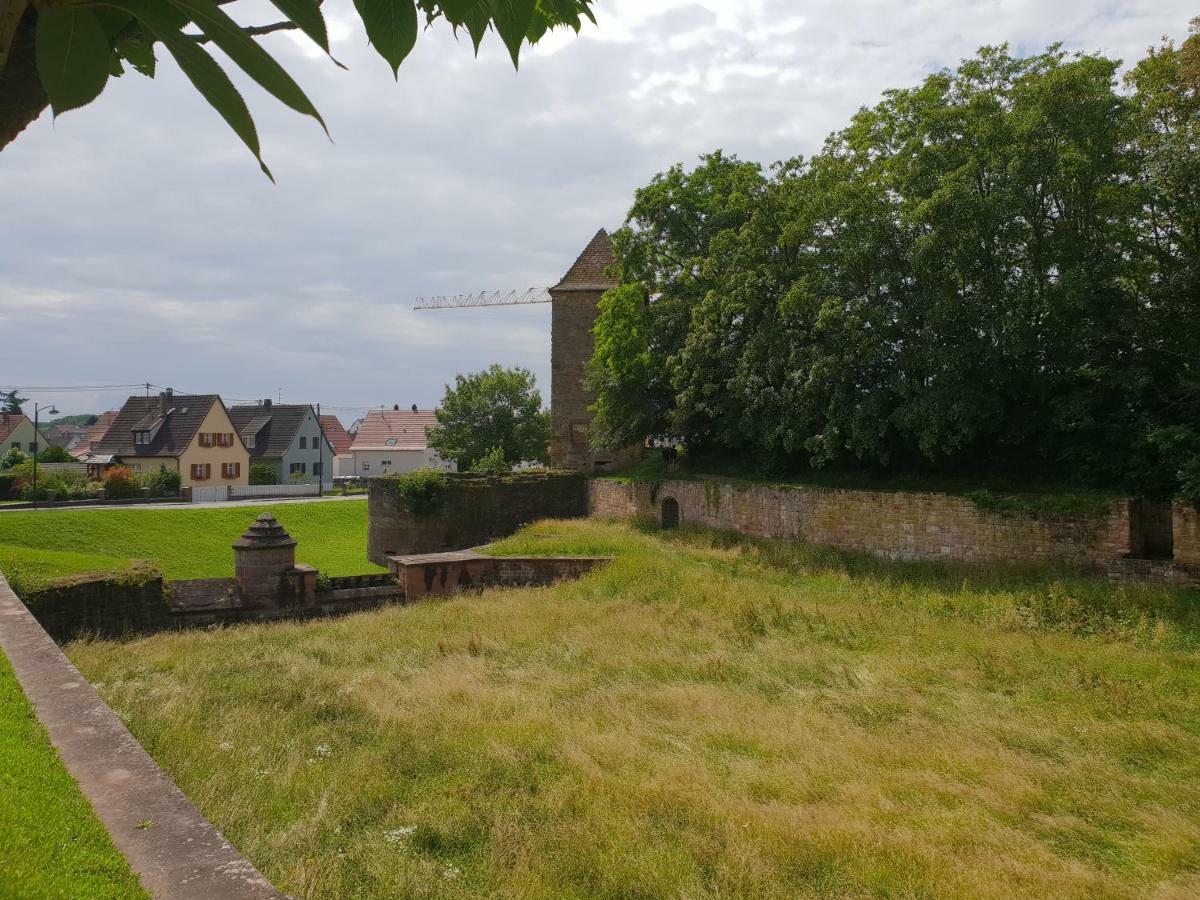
xmin=32 ymin=402 xmax=58 ymax=509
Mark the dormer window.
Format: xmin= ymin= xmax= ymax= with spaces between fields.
xmin=245 ymin=435 xmax=256 ymax=449
xmin=135 ymin=431 xmax=151 ymax=445
xmin=385 ymin=438 xmax=397 ymax=446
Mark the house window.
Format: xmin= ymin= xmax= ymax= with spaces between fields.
xmin=290 ymin=462 xmax=306 ymax=475
xmin=29 ymin=442 xmax=37 ymax=453
xmin=384 ymin=438 xmax=396 ymax=446
xmin=10 ymin=442 xmax=17 ymax=449
xmin=221 ymin=462 xmax=241 ymax=479
xmin=381 ymin=460 xmax=391 ymax=466
xmin=199 ymin=433 xmax=211 ymax=447
xmin=190 ymin=463 xmax=211 ymax=481
xmin=362 ymin=463 xmax=370 ymax=472
xmin=299 ymin=436 xmax=307 ymax=449
xmin=135 ymin=431 xmax=150 ymax=445
xmin=313 ymin=462 xmax=323 ymax=476
xmin=245 ymin=435 xmax=255 ymax=449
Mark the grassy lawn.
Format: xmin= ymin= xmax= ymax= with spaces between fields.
xmin=0 ymin=652 xmax=146 ymax=899
xmin=0 ymin=499 xmax=380 ymax=591
xmin=65 ymin=519 xmax=1200 ymax=898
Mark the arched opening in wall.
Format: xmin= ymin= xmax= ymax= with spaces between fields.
xmin=661 ymin=497 xmax=680 ymax=530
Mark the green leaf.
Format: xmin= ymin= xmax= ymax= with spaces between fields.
xmin=463 ymin=5 xmax=490 ymax=54
xmin=166 ymin=0 xmax=327 ymax=135
xmin=266 ymin=0 xmax=329 ymax=53
xmin=99 ymin=0 xmax=272 ymax=180
xmin=490 ymin=0 xmax=535 ymax=67
xmin=353 ymin=0 xmax=418 ymax=78
xmin=116 ymin=30 xmax=156 ymax=77
xmin=35 ymin=6 xmax=113 ymax=115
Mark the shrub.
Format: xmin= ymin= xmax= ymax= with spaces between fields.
xmin=0 ymin=473 xmax=15 ymax=500
xmin=141 ymin=467 xmax=181 ymax=496
xmin=35 ymin=445 xmax=74 ymax=463
xmin=250 ymin=463 xmax=277 ymax=486
xmin=0 ymin=447 xmax=27 ymax=470
xmin=384 ymin=467 xmax=448 ymax=517
xmin=469 ymin=446 xmax=511 ymax=477
xmin=102 ymin=466 xmax=140 ymax=500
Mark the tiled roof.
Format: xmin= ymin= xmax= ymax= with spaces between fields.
xmin=551 ymin=228 xmax=617 ymax=290
xmin=72 ymin=411 xmax=118 ymax=458
xmin=319 ymin=415 xmax=353 ymax=455
xmin=227 ymin=404 xmax=317 ymax=459
xmin=93 ymin=395 xmax=224 ymax=458
xmin=0 ymin=413 xmax=30 ymax=446
xmin=351 ymin=408 xmax=439 ymax=451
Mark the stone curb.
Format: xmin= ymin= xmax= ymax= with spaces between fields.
xmin=0 ymin=570 xmax=285 ymax=899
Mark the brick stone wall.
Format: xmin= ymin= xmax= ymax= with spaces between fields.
xmin=590 ymin=479 xmax=1135 ymax=568
xmin=1174 ymin=502 xmax=1200 ymax=569
xmin=367 ymin=471 xmax=588 ymax=566
xmin=21 ymin=568 xmax=169 ymax=642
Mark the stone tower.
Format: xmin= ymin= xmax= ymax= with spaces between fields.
xmin=549 ymin=229 xmax=636 ymax=472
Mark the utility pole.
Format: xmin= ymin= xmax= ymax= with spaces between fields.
xmin=316 ymin=403 xmax=325 ymax=498
xmin=31 ymin=401 xmax=58 ymax=509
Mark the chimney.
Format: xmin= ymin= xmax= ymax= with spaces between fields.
xmin=159 ymin=388 xmax=173 ymax=417
xmin=264 ymin=398 xmax=272 ymax=409
xmin=393 ymin=404 xmax=400 ymax=411
xmin=411 ymin=404 xmax=418 ymax=413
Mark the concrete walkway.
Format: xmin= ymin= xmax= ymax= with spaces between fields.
xmin=0 ymin=494 xmax=367 ymax=513
xmin=0 ymin=571 xmax=285 ymax=899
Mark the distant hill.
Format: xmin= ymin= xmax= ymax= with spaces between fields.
xmin=48 ymin=414 xmax=98 ymax=427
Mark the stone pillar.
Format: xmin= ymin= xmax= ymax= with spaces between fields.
xmin=1174 ymin=502 xmax=1200 ymax=569
xmin=233 ymin=513 xmax=297 ymax=608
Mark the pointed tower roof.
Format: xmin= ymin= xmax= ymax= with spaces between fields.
xmin=551 ymin=228 xmax=617 ymax=291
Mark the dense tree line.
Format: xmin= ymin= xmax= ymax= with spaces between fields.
xmin=589 ymin=23 xmax=1200 ymax=498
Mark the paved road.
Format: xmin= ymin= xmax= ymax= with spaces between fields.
xmin=0 ymin=494 xmax=368 ymax=513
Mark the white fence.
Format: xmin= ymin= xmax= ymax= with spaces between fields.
xmin=191 ymin=483 xmax=326 ymax=504
xmin=231 ymin=483 xmax=321 ymax=500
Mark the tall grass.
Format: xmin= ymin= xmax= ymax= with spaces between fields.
xmin=68 ymin=520 xmax=1200 ymax=899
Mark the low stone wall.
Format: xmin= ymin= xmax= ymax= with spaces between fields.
xmin=367 ymin=471 xmax=588 ymax=566
xmin=21 ymin=567 xmax=170 ymax=642
xmin=589 ymin=479 xmax=1135 ymax=568
xmin=387 ymin=550 xmax=609 ymax=600
xmin=1175 ymin=503 xmax=1200 ymax=569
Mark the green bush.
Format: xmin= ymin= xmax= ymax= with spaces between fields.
xmin=102 ymin=467 xmax=140 ymax=500
xmin=469 ymin=446 xmax=511 ymax=477
xmin=36 ymin=445 xmax=74 ymax=463
xmin=0 ymin=473 xmax=15 ymax=499
xmin=384 ymin=468 xmax=448 ymax=517
xmin=140 ymin=467 xmax=181 ymax=496
xmin=0 ymin=447 xmax=27 ymax=470
xmin=249 ymin=463 xmax=277 ymax=486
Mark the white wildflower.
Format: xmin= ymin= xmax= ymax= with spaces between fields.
xmin=218 ymin=741 xmax=234 ymax=752
xmin=254 ymin=768 xmax=271 ymax=778
xmin=442 ymin=864 xmax=462 ymax=880
xmin=314 ymin=743 xmax=332 ymax=758
xmin=383 ymin=826 xmax=416 ymax=844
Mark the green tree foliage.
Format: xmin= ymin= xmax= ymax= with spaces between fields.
xmin=101 ymin=466 xmax=139 ymax=500
xmin=0 ymin=390 xmax=26 ymax=414
xmin=468 ymin=445 xmax=510 ymax=476
xmin=427 ymin=364 xmax=550 ymax=470
xmin=35 ymin=445 xmax=73 ymax=463
xmin=591 ymin=26 xmax=1200 ymax=496
xmin=0 ymin=1 xmax=597 ymax=170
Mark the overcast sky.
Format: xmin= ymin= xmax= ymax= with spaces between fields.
xmin=1 ymin=0 xmax=1192 ymax=423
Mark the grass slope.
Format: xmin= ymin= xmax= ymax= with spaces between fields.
xmin=68 ymin=520 xmax=1200 ymax=899
xmin=0 ymin=500 xmax=379 ymax=590
xmin=0 ymin=653 xmax=146 ymax=898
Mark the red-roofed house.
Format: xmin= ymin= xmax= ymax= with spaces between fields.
xmin=0 ymin=413 xmax=51 ymax=458
xmin=319 ymin=414 xmax=356 ymax=477
xmin=350 ymin=405 xmax=455 ymax=476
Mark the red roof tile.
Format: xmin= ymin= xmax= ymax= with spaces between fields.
xmin=552 ymin=228 xmax=617 ymax=290
xmin=318 ymin=415 xmax=354 ymax=455
xmin=351 ymin=408 xmax=439 ymax=451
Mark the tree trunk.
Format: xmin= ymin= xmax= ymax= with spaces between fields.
xmin=0 ymin=8 xmax=47 ymax=152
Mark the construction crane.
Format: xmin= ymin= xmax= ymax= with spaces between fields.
xmin=413 ymin=287 xmax=550 ymax=311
